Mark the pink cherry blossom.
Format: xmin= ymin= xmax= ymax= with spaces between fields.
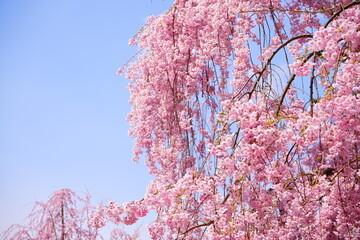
xmin=1 ymin=189 xmax=140 ymax=240
xmin=94 ymin=1 xmax=360 ymax=239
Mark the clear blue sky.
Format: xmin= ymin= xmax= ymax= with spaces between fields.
xmin=0 ymin=0 xmax=173 ymax=237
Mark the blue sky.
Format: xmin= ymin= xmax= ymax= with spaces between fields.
xmin=0 ymin=0 xmax=173 ymax=237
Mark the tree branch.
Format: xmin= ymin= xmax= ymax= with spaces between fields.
xmin=248 ymin=34 xmax=313 ymax=99
xmin=324 ymin=1 xmax=360 ymax=28
xmin=182 ymin=220 xmax=214 ymax=236
xmin=275 ymin=52 xmax=315 ymax=117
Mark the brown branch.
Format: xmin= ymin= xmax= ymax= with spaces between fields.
xmin=284 ymin=143 xmax=297 ymax=165
xmin=249 ymin=34 xmax=313 ymax=99
xmin=330 ymin=158 xmax=360 ymax=182
xmin=324 ymin=1 xmax=360 ymax=28
xmin=309 ymin=62 xmax=316 ymax=117
xmin=182 ymin=220 xmax=214 ymax=236
xmin=275 ymin=52 xmax=315 ymax=117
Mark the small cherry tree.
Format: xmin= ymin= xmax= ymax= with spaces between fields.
xmin=93 ymin=0 xmax=360 ymax=239
xmin=1 ymin=189 xmax=138 ymax=240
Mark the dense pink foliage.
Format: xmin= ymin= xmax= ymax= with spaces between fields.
xmin=94 ymin=0 xmax=360 ymax=239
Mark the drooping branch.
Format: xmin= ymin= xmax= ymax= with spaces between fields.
xmin=248 ymin=34 xmax=313 ymax=99
xmin=324 ymin=0 xmax=360 ymax=28
xmin=275 ymin=52 xmax=315 ymax=117
xmin=182 ymin=220 xmax=214 ymax=236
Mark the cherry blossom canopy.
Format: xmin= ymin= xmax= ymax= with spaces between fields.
xmin=93 ymin=0 xmax=360 ymax=239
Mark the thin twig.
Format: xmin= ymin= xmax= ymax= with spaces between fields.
xmin=275 ymin=52 xmax=315 ymax=117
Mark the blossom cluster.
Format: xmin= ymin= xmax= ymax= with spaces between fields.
xmin=94 ymin=0 xmax=360 ymax=239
